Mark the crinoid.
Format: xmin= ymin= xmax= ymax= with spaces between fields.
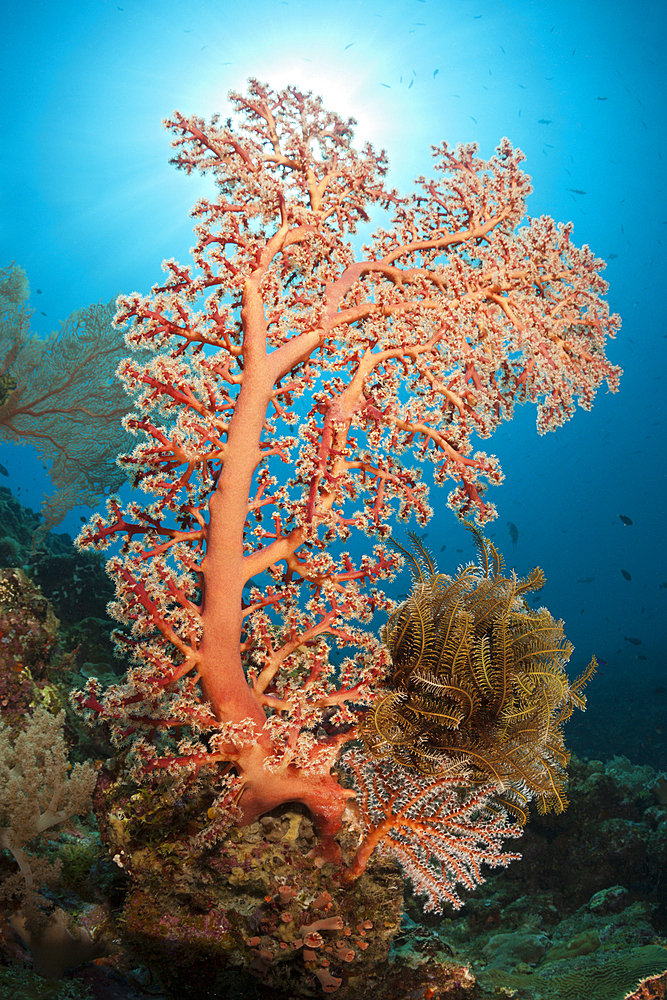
xmin=361 ymin=525 xmax=596 ymax=823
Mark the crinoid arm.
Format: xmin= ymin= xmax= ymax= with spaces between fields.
xmin=363 ymin=528 xmax=596 ymax=822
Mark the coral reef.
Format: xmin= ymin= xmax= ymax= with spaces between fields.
xmin=0 ymin=568 xmax=60 ymax=722
xmin=0 ymin=708 xmax=98 ymax=976
xmin=91 ymin=761 xmax=405 ymax=999
xmin=0 ymin=561 xmax=664 ymax=998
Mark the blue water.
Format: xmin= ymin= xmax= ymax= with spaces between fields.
xmin=1 ymin=0 xmax=665 ymax=767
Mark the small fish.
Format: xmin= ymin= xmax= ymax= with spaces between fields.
xmin=440 ymin=544 xmax=447 ymax=552
xmin=0 ymin=463 xmax=8 ymax=477
xmin=499 ymin=45 xmax=505 ymax=53
xmin=577 ymin=577 xmax=595 ymax=583
xmin=80 ymin=516 xmax=86 ymax=523
xmin=624 ymin=636 xmax=642 ymax=645
xmin=433 ymin=69 xmax=439 ymax=77
xmin=619 ymin=514 xmax=633 ymax=525
xmin=344 ymin=43 xmax=354 ymax=50
xmin=595 ymin=96 xmax=608 ymax=101
xmin=621 ymin=569 xmax=632 ymax=581
xmin=538 ymin=119 xmax=552 ymax=124
xmin=380 ymin=83 xmax=391 ymax=88
xmin=608 ymin=253 xmax=619 ymax=259
xmin=36 ymin=288 xmax=42 ymax=294
xmin=409 ymin=79 xmax=414 ymax=89
xmin=507 ymin=521 xmax=519 ymax=545
xmin=469 ymin=115 xmax=478 ymax=123
xmin=638 ymin=655 xmax=647 ymax=660
xmin=567 ymin=188 xmax=587 ymax=195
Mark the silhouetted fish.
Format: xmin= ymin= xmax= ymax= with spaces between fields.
xmin=507 ymin=521 xmax=519 ymax=545
xmin=0 ymin=463 xmax=8 ymax=477
xmin=619 ymin=514 xmax=633 ymax=525
xmin=538 ymin=119 xmax=552 ymax=124
xmin=621 ymin=569 xmax=632 ymax=581
xmin=577 ymin=577 xmax=595 ymax=583
xmin=624 ymin=636 xmax=642 ymax=645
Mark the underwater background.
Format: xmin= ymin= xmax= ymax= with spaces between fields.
xmin=1 ymin=1 xmax=666 ymax=998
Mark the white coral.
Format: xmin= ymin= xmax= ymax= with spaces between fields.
xmin=0 ymin=708 xmax=96 ymax=933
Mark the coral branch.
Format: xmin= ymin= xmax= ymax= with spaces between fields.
xmin=72 ymin=80 xmax=618 ymax=885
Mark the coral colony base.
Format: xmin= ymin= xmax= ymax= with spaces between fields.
xmin=61 ymin=79 xmax=620 ymax=993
